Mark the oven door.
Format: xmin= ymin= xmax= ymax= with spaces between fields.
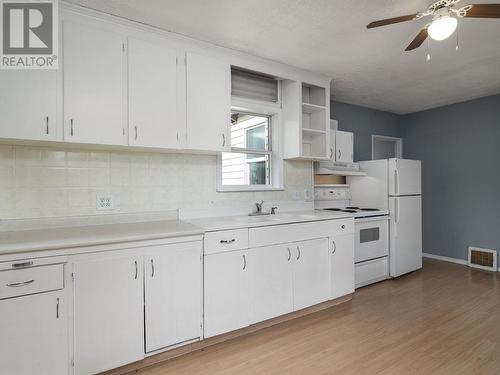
xmin=355 ymin=217 xmax=389 ymax=263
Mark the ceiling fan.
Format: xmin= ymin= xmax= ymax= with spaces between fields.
xmin=367 ymin=0 xmax=500 ymax=51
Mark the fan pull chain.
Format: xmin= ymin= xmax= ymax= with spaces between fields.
xmin=426 ymin=37 xmax=431 ymax=62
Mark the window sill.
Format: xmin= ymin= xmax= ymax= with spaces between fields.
xmin=217 ymin=186 xmax=284 ymax=193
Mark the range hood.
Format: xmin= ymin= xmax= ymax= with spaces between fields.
xmin=314 ymin=161 xmax=366 ymax=176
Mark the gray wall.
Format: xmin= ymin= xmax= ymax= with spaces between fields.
xmin=331 ymin=101 xmax=403 ymax=161
xmin=403 ymin=94 xmax=500 ymax=261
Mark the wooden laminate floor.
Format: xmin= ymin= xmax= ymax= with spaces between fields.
xmin=134 ymin=259 xmax=500 ymax=375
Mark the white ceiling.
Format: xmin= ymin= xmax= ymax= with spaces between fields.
xmin=65 ymin=0 xmax=500 ymax=114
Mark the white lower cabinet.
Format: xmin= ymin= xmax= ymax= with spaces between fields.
xmin=204 ymin=250 xmax=249 ymax=337
xmin=293 ymin=238 xmax=331 ymax=310
xmin=0 ymin=291 xmax=68 ymax=375
xmin=330 ymin=233 xmax=355 ymax=299
xmin=73 ymin=255 xmax=144 ymax=375
xmin=249 ymin=245 xmax=294 ymax=324
xmin=144 ymin=242 xmax=202 ymax=352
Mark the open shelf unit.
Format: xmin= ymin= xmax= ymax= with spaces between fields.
xmin=282 ymin=79 xmax=330 ymax=160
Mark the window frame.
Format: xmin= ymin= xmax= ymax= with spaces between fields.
xmin=217 ymin=98 xmax=284 ymax=192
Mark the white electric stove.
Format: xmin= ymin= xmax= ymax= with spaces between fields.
xmin=314 ymin=185 xmax=390 ymax=288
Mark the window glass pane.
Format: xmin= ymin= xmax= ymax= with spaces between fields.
xmin=230 ymin=112 xmax=269 ymax=151
xmin=222 ymin=153 xmax=270 ymax=186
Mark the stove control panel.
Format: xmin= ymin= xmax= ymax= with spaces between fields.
xmin=314 ymin=186 xmax=350 ymax=201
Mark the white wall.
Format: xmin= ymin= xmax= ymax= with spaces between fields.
xmin=0 ymin=144 xmax=312 ymax=220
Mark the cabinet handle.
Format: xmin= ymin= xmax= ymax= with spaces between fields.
xmin=394 ymin=169 xmax=399 ymax=195
xmin=11 ymin=261 xmax=33 ymax=269
xmin=70 ymin=119 xmax=74 ymax=136
xmin=56 ymin=298 xmax=60 ymax=319
xmin=222 ymin=133 xmax=226 ymax=147
xmin=135 ymin=126 xmax=138 ymax=141
xmin=287 ymin=247 xmax=291 ymax=261
xmin=220 ymin=239 xmax=235 ymax=244
xmin=296 ymin=246 xmax=301 ymax=260
xmin=242 ymin=254 xmax=247 ymax=270
xmin=330 ymin=148 xmax=333 ymax=159
xmin=134 ymin=261 xmax=138 ymax=279
xmin=46 ymin=116 xmax=49 ymax=135
xmin=151 ymin=259 xmax=155 ymax=278
xmin=338 ymin=149 xmax=341 ymax=159
xmin=6 ymin=279 xmax=35 ymax=287
xmin=332 ymin=240 xmax=337 ymax=254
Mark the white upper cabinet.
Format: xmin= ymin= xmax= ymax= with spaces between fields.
xmin=0 ymin=70 xmax=57 ymax=141
xmin=335 ymin=130 xmax=354 ymax=163
xmin=330 ymin=233 xmax=355 ymax=299
xmin=128 ymin=37 xmax=180 ymax=148
xmin=73 ymin=255 xmax=144 ymax=375
xmin=185 ymin=51 xmax=231 ymax=152
xmin=292 ymin=238 xmax=330 ymax=310
xmin=144 ymin=242 xmax=202 ymax=352
xmin=63 ymin=21 xmax=126 ymax=146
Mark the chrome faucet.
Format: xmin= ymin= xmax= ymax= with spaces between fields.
xmin=255 ymin=200 xmax=264 ymax=213
xmin=249 ymin=200 xmax=270 ymax=216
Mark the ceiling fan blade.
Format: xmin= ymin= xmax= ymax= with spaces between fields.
xmin=465 ymin=4 xmax=500 ymax=18
xmin=367 ymin=14 xmax=418 ymax=29
xmin=405 ymin=28 xmax=428 ymax=51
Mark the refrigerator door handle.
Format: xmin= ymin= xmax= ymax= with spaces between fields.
xmin=394 ymin=169 xmax=399 ymax=195
xmin=395 ymin=198 xmax=399 ymax=224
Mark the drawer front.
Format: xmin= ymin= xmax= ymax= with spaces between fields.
xmin=355 ymin=258 xmax=388 ymax=289
xmin=204 ymin=229 xmax=249 ymax=255
xmin=249 ymin=218 xmax=354 ymax=248
xmin=0 ymin=264 xmax=64 ymax=299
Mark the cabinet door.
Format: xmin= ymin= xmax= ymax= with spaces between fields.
xmin=204 ymin=250 xmax=249 ymax=337
xmin=186 ymin=52 xmax=230 ymax=152
xmin=63 ymin=21 xmax=125 ymax=145
xmin=330 ymin=233 xmax=355 ymax=299
xmin=329 ymin=124 xmax=336 ymax=161
xmin=335 ymin=130 xmax=353 ymax=163
xmin=73 ymin=255 xmax=144 ymax=375
xmin=145 ymin=242 xmax=201 ymax=352
xmin=128 ymin=37 xmax=179 ymax=148
xmin=0 ymin=70 xmax=57 ymax=141
xmin=0 ymin=291 xmax=67 ymax=375
xmin=249 ymin=245 xmax=293 ymax=324
xmin=293 ymin=238 xmax=330 ymax=310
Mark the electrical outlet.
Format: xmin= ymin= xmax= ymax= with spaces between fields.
xmin=96 ymin=194 xmax=114 ymax=211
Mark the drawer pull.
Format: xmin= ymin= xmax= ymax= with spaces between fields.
xmin=134 ymin=261 xmax=138 ymax=280
xmin=7 ymin=279 xmax=35 ymax=287
xmin=287 ymin=247 xmax=291 ymax=262
xmin=56 ymin=298 xmax=60 ymax=319
xmin=296 ymin=246 xmax=301 ymax=260
xmin=242 ymin=254 xmax=247 ymax=270
xmin=12 ymin=261 xmax=34 ymax=269
xmin=220 ymin=239 xmax=236 ymax=244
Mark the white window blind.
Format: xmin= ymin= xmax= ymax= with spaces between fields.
xmin=231 ymin=67 xmax=279 ymax=103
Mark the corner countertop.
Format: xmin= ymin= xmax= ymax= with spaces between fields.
xmin=0 ymin=220 xmax=204 ymax=255
xmin=186 ymin=209 xmax=353 ymax=232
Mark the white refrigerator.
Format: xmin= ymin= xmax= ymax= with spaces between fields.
xmin=348 ymin=158 xmax=422 ymax=277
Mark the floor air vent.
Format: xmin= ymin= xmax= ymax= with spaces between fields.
xmin=468 ymin=247 xmax=497 ymax=272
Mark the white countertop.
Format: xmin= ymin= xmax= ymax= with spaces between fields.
xmin=0 ymin=220 xmax=204 ymax=255
xmin=186 ymin=210 xmax=353 ymax=232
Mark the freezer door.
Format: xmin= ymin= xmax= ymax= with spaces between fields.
xmin=389 ymin=196 xmax=422 ymax=277
xmin=388 ymin=159 xmax=421 ymax=196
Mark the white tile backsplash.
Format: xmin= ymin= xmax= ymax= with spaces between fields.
xmin=0 ymin=145 xmax=313 ymax=220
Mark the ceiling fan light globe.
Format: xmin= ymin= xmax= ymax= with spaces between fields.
xmin=428 ymin=16 xmax=458 ymax=41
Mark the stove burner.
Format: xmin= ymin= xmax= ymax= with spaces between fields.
xmin=360 ymin=208 xmax=380 ymax=211
xmin=323 ymin=208 xmax=342 ymax=211
xmin=345 ymin=206 xmax=360 ymax=210
xmin=341 ymin=209 xmax=357 ymax=213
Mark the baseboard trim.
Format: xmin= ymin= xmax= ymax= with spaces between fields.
xmin=423 ymin=252 xmax=500 ymax=272
xmin=423 ymin=253 xmax=468 ymax=266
